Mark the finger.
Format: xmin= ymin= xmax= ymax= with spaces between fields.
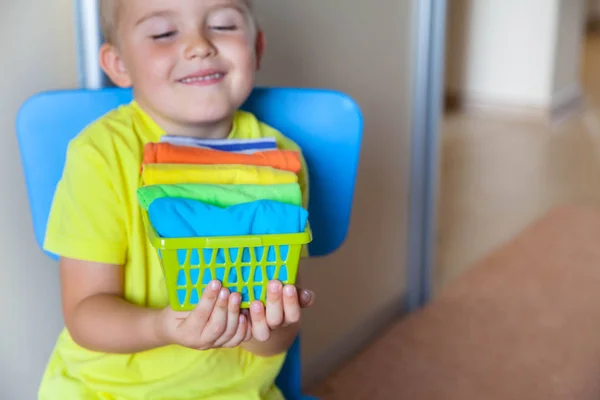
xmin=202 ymin=287 xmax=231 ymax=344
xmin=265 ymin=281 xmax=284 ymax=329
xmin=244 ymin=320 xmax=253 ymax=342
xmin=214 ymin=292 xmax=242 ymax=347
xmin=283 ymin=285 xmax=301 ymax=326
xmin=222 ymin=313 xmax=249 ymax=348
xmin=242 ymin=310 xmax=253 ymax=342
xmin=183 ymin=280 xmax=221 ymax=331
xmin=249 ymin=301 xmax=271 ymax=342
xmin=297 ymin=288 xmax=316 ymax=309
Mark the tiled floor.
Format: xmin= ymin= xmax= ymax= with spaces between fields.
xmin=434 ymin=33 xmax=600 ymax=292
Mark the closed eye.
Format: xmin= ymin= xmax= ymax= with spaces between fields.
xmin=210 ymin=25 xmax=237 ymax=31
xmin=151 ymin=31 xmax=177 ymax=40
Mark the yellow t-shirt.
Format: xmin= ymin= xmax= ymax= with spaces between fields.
xmin=40 ymin=101 xmax=309 ymax=400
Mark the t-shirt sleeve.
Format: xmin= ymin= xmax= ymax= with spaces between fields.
xmin=43 ymin=140 xmax=127 ymax=265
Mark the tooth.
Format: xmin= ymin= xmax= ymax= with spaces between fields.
xmin=181 ymin=73 xmax=223 ymax=83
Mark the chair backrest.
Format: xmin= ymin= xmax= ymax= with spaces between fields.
xmin=16 ymin=87 xmax=363 ymax=259
xmin=16 ymin=87 xmax=362 ymax=400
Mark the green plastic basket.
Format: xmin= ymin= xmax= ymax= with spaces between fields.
xmin=143 ymin=214 xmax=312 ymax=311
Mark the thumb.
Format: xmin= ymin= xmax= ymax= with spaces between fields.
xmin=297 ymin=288 xmax=315 ymax=308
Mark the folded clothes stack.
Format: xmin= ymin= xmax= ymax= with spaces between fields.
xmin=137 ymin=136 xmax=309 ymax=306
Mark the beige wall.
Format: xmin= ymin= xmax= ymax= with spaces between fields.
xmin=446 ymin=0 xmax=586 ymax=111
xmin=445 ymin=0 xmax=559 ymax=108
xmin=2 ymin=0 xmax=415 ymax=395
xmin=254 ymin=0 xmax=414 ymax=385
xmin=0 ymin=1 xmax=77 ymax=398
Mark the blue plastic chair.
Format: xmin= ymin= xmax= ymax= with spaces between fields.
xmin=16 ymin=87 xmax=363 ymax=400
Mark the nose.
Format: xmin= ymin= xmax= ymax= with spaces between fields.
xmin=183 ymin=33 xmax=217 ymax=60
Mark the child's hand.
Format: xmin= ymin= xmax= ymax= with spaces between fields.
xmin=157 ymin=280 xmax=252 ymax=350
xmin=248 ymin=281 xmax=315 ymax=342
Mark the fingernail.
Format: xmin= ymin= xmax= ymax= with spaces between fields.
xmin=301 ymin=290 xmax=313 ymax=303
xmin=211 ymin=280 xmax=221 ymax=290
xmin=231 ymin=293 xmax=241 ymax=305
xmin=284 ymin=285 xmax=296 ymax=297
xmin=251 ymin=302 xmax=262 ymax=312
xmin=219 ymin=288 xmax=229 ymax=299
xmin=239 ymin=314 xmax=246 ymax=324
xmin=269 ymin=281 xmax=281 ymax=293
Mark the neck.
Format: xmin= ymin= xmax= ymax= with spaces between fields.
xmin=168 ymin=118 xmax=233 ymax=140
xmin=136 ymin=101 xmax=234 ymax=140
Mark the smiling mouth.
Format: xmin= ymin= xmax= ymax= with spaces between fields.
xmin=178 ymin=72 xmax=226 ymax=84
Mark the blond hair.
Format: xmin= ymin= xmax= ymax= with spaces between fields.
xmin=99 ymin=0 xmax=257 ymax=45
xmin=99 ymin=0 xmax=120 ymax=45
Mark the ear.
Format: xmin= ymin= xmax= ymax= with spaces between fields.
xmin=255 ymin=30 xmax=266 ymax=70
xmin=99 ymin=43 xmax=132 ymax=87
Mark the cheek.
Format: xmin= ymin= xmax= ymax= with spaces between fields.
xmin=134 ymin=46 xmax=179 ymax=81
xmin=221 ymin=39 xmax=256 ymax=71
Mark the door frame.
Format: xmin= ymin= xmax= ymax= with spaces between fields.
xmin=73 ymin=0 xmax=112 ymax=88
xmin=406 ymin=0 xmax=447 ymax=311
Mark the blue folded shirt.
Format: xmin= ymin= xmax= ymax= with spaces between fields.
xmin=148 ymin=198 xmax=308 ymax=238
xmin=148 ymin=198 xmax=308 ymax=268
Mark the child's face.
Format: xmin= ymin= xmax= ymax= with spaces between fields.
xmin=101 ymin=0 xmax=262 ymax=134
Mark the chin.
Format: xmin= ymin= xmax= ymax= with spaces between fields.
xmin=181 ymin=112 xmax=234 ymax=125
xmin=184 ymin=104 xmax=238 ymax=123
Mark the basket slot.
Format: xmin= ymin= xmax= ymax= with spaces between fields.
xmin=189 ymin=269 xmax=200 ymax=285
xmin=266 ymin=246 xmax=276 ymax=263
xmin=177 ymin=269 xmax=186 ymax=286
xmin=266 ymin=265 xmax=276 ymax=280
xmin=279 ymin=265 xmax=288 ymax=281
xmin=281 ymin=246 xmax=290 ymax=262
xmin=177 ymin=289 xmax=186 ymax=305
xmin=227 ymin=268 xmax=238 ymax=284
xmin=228 ymin=248 xmax=242 ymax=264
xmin=216 ymin=267 xmax=225 ymax=281
xmin=246 ymin=248 xmax=253 ymax=263
xmin=253 ymin=266 xmax=263 ymax=282
xmin=241 ymin=287 xmax=250 ymax=303
xmin=241 ymin=266 xmax=251 ymax=283
xmin=202 ymin=249 xmax=213 ymax=265
xmin=253 ymin=286 xmax=263 ymax=301
xmin=190 ymin=289 xmax=200 ymax=304
xmin=254 ymin=246 xmax=264 ymax=263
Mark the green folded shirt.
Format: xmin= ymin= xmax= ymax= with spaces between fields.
xmin=137 ymin=183 xmax=303 ymax=210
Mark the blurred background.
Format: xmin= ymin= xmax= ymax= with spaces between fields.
xmin=437 ymin=0 xmax=600 ymax=290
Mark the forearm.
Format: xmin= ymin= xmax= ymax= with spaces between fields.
xmin=242 ymin=322 xmax=300 ymax=357
xmin=67 ymin=293 xmax=166 ymax=354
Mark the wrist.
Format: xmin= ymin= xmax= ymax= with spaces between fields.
xmin=144 ymin=307 xmax=171 ymax=348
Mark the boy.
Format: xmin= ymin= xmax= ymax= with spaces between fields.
xmin=39 ymin=0 xmax=315 ymax=398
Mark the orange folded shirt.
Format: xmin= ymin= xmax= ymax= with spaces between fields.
xmin=143 ymin=143 xmax=302 ymax=174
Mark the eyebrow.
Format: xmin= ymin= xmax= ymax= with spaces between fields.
xmin=135 ymin=10 xmax=176 ymax=26
xmin=208 ymin=4 xmax=249 ymax=16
